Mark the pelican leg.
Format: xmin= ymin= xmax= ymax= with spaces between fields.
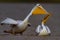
xmin=20 ymin=32 xmax=23 ymax=35
xmin=3 ymin=28 xmax=12 ymax=33
xmin=35 ymin=33 xmax=39 ymax=36
xmin=10 ymin=25 xmax=18 ymax=35
xmin=10 ymin=28 xmax=15 ymax=35
xmin=4 ymin=28 xmax=17 ymax=35
xmin=1 ymin=23 xmax=4 ymax=25
xmin=48 ymin=33 xmax=51 ymax=36
xmin=4 ymin=25 xmax=16 ymax=35
xmin=3 ymin=26 xmax=14 ymax=33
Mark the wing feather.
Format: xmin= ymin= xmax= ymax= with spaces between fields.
xmin=1 ymin=18 xmax=18 ymax=25
xmin=36 ymin=25 xmax=42 ymax=33
xmin=46 ymin=26 xmax=51 ymax=33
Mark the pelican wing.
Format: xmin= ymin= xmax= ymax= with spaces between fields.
xmin=36 ymin=25 xmax=42 ymax=33
xmin=46 ymin=26 xmax=51 ymax=34
xmin=16 ymin=20 xmax=23 ymax=24
xmin=1 ymin=18 xmax=18 ymax=25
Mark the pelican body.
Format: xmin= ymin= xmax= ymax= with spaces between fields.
xmin=1 ymin=4 xmax=40 ymax=35
xmin=1 ymin=17 xmax=31 ymax=35
xmin=36 ymin=14 xmax=51 ymax=36
xmin=36 ymin=23 xmax=51 ymax=36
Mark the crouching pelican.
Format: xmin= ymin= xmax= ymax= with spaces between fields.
xmin=36 ymin=14 xmax=51 ymax=36
xmin=34 ymin=4 xmax=51 ymax=36
xmin=0 ymin=4 xmax=40 ymax=35
xmin=36 ymin=23 xmax=51 ymax=36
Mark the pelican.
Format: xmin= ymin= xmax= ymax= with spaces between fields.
xmin=0 ymin=4 xmax=40 ymax=35
xmin=36 ymin=23 xmax=51 ymax=36
xmin=36 ymin=14 xmax=51 ymax=36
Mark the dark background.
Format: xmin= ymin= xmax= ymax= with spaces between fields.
xmin=0 ymin=0 xmax=60 ymax=3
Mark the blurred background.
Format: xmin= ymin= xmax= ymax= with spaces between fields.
xmin=0 ymin=0 xmax=60 ymax=3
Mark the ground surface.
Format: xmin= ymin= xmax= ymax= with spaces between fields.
xmin=0 ymin=3 xmax=60 ymax=40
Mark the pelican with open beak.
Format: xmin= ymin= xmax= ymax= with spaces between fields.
xmin=0 ymin=4 xmax=40 ymax=35
xmin=36 ymin=14 xmax=51 ymax=36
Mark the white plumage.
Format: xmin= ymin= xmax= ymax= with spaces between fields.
xmin=36 ymin=23 xmax=51 ymax=36
xmin=1 ymin=4 xmax=40 ymax=35
xmin=1 ymin=18 xmax=18 ymax=25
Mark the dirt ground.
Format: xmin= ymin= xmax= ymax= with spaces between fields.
xmin=0 ymin=3 xmax=60 ymax=40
